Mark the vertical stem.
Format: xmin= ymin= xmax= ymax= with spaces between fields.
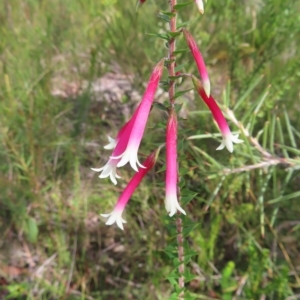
xmin=176 ymin=210 xmax=185 ymax=296
xmin=168 ymin=0 xmax=185 ymax=297
xmin=168 ymin=0 xmax=176 ymax=105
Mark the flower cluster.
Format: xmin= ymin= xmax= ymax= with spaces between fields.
xmin=92 ymin=26 xmax=242 ymax=230
xmin=92 ymin=60 xmax=164 ymax=185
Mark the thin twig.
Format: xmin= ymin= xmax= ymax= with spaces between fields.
xmin=176 ymin=216 xmax=185 ymax=294
xmin=232 ymin=275 xmax=248 ymax=300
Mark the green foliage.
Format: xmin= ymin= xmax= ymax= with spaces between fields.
xmin=0 ymin=0 xmax=300 ymax=299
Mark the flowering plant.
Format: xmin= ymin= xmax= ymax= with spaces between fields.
xmin=92 ymin=0 xmax=243 ymax=297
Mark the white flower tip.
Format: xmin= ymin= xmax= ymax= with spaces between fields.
xmin=101 ymin=211 xmax=126 ymax=230
xmin=216 ymin=144 xmax=226 ymax=151
xmin=168 ymin=206 xmax=186 ymax=217
xmin=116 ymin=221 xmax=124 ymax=230
xmin=110 ymin=176 xmax=117 ymax=185
xmin=165 ymin=195 xmax=186 ymax=217
xmin=91 ymin=167 xmax=104 ymax=172
xmin=103 ymin=136 xmax=117 ymax=150
xmin=195 ymin=0 xmax=204 ymax=14
xmin=180 ymin=208 xmax=187 ymax=215
xmin=97 ymin=161 xmax=119 ymax=185
xmin=117 ymin=150 xmax=143 ymax=172
xmin=232 ymin=134 xmax=244 ymax=144
xmin=130 ymin=162 xmax=139 ymax=172
xmin=100 ymin=213 xmax=110 ymax=218
xmin=137 ymin=160 xmax=146 ymax=170
xmin=217 ymin=133 xmax=243 ymax=153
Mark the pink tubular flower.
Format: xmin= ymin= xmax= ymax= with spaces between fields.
xmin=165 ymin=112 xmax=186 ymax=216
xmin=183 ymin=29 xmax=210 ymax=97
xmin=195 ymin=0 xmax=204 ymax=14
xmin=91 ymin=112 xmax=139 ymax=184
xmin=112 ymin=59 xmax=165 ymax=171
xmin=92 ymin=60 xmax=163 ymax=180
xmin=192 ymin=76 xmax=243 ymax=153
xmin=101 ymin=147 xmax=161 ymax=230
xmin=103 ymin=118 xmax=134 ymax=150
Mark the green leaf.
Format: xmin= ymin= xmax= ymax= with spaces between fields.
xmin=191 ymin=145 xmax=223 ymax=168
xmin=223 ymin=80 xmax=231 ymax=107
xmin=245 ymin=87 xmax=270 ymax=133
xmin=147 ymin=32 xmax=170 ymax=41
xmin=283 ymin=105 xmax=297 ymax=148
xmin=262 ymin=121 xmax=269 ymax=149
xmin=269 ymin=112 xmax=276 ymax=153
xmin=25 ymin=217 xmax=39 ymax=243
xmin=173 ymin=48 xmax=189 ymax=54
xmin=276 ymin=144 xmax=300 ymax=155
xmin=152 ymin=102 xmax=169 ymax=112
xmin=157 ymin=13 xmax=170 ymax=22
xmin=181 ymin=193 xmax=198 ymax=205
xmin=276 ymin=117 xmax=289 ymax=158
xmin=167 ymin=31 xmax=182 ymax=38
xmin=177 ymin=20 xmax=193 ymax=29
xmin=175 ymin=62 xmax=189 ymax=72
xmin=159 ymin=10 xmax=176 ymax=18
xmin=183 ymin=223 xmax=199 ymax=237
xmin=156 ymin=164 xmax=166 ymax=173
xmin=174 ymin=1 xmax=194 ymax=11
xmin=174 ymin=88 xmax=193 ymax=99
xmin=268 ymin=191 xmax=300 ymax=204
xmin=234 ymin=74 xmax=264 ymax=110
xmin=221 ymin=261 xmax=236 ymax=299
xmin=175 ymin=103 xmax=183 ymax=113
xmin=168 ymin=75 xmax=184 ymax=80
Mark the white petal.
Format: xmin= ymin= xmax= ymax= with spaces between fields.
xmin=92 ymin=161 xmax=120 ymax=185
xmin=165 ymin=194 xmax=186 ymax=217
xmin=104 ymin=136 xmax=117 ymax=150
xmin=231 ymin=134 xmax=244 ymax=144
xmin=91 ymin=167 xmax=104 ymax=172
xmin=101 ymin=210 xmax=127 ymax=230
xmin=216 ymin=143 xmax=226 ymax=151
xmin=116 ymin=148 xmax=145 ymax=172
xmin=216 ymin=133 xmax=243 ymax=153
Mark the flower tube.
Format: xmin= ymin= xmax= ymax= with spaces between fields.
xmin=91 ymin=108 xmax=140 ymax=184
xmin=192 ymin=75 xmax=243 ymax=152
xmin=113 ymin=59 xmax=165 ymax=171
xmin=101 ymin=147 xmax=161 ymax=230
xmin=103 ymin=101 xmax=144 ymax=151
xmin=165 ymin=112 xmax=186 ymax=217
xmin=183 ymin=29 xmax=210 ymax=97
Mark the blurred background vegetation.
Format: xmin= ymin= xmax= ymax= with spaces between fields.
xmin=0 ymin=0 xmax=300 ymax=299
